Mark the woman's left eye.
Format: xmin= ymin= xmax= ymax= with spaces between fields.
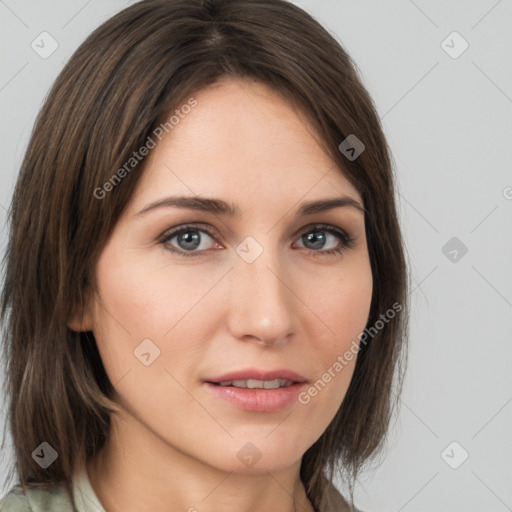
xmin=159 ymin=224 xmax=354 ymax=258
xmin=294 ymin=225 xmax=354 ymax=257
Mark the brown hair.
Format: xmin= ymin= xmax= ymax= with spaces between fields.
xmin=0 ymin=0 xmax=408 ymax=509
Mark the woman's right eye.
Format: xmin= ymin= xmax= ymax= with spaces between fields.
xmin=160 ymin=225 xmax=220 ymax=258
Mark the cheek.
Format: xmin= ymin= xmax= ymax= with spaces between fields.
xmin=89 ymin=252 xmax=226 ymax=441
xmin=305 ymin=256 xmax=373 ymax=357
xmin=90 ymin=246 xmax=225 ymax=382
xmin=294 ymin=258 xmax=372 ymax=419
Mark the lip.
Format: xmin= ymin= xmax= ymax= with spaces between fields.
xmin=204 ymin=382 xmax=307 ymax=412
xmin=203 ymin=368 xmax=308 ymax=413
xmin=205 ymin=368 xmax=307 ymax=384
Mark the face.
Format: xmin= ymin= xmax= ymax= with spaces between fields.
xmin=79 ymin=78 xmax=372 ymax=475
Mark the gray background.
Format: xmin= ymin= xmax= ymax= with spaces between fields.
xmin=1 ymin=1 xmax=511 ymax=511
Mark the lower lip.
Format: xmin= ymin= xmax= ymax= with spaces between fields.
xmin=203 ymin=382 xmax=307 ymax=413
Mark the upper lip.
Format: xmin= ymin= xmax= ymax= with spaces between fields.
xmin=205 ymin=368 xmax=307 ymax=384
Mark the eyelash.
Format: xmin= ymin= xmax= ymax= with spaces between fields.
xmin=158 ymin=223 xmax=355 ymax=259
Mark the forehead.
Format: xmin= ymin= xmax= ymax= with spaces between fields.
xmin=128 ymin=78 xmax=360 ymax=212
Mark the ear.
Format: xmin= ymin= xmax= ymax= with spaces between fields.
xmin=67 ymin=309 xmax=94 ymax=332
xmin=67 ymin=294 xmax=95 ymax=332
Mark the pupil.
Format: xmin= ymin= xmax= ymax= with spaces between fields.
xmin=304 ymin=231 xmax=325 ymax=250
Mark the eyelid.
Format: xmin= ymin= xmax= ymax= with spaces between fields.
xmin=158 ymin=222 xmax=216 ymax=240
xmin=291 ymin=222 xmax=349 ymax=240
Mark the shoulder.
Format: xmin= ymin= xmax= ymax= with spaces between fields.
xmin=321 ymin=482 xmax=365 ymax=512
xmin=0 ymin=487 xmax=31 ymax=512
xmin=0 ymin=483 xmax=74 ymax=511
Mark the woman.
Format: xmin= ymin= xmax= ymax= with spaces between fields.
xmin=0 ymin=0 xmax=408 ymax=511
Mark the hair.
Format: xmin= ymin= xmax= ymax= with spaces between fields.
xmin=0 ymin=0 xmax=408 ymax=509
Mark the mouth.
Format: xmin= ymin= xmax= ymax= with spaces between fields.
xmin=203 ymin=369 xmax=308 ymax=413
xmin=211 ymin=378 xmax=294 ymax=389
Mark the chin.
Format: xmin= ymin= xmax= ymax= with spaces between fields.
xmin=198 ymin=433 xmax=310 ymax=475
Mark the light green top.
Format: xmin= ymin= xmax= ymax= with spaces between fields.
xmin=0 ymin=467 xmax=358 ymax=511
xmin=0 ymin=466 xmax=105 ymax=512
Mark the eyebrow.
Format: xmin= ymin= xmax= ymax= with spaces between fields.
xmin=135 ymin=195 xmax=365 ymax=217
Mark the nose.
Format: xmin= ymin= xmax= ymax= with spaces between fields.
xmin=226 ymin=245 xmax=296 ymax=348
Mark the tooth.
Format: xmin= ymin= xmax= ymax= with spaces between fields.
xmin=223 ymin=379 xmax=295 ymax=389
xmin=263 ymin=379 xmax=280 ymax=389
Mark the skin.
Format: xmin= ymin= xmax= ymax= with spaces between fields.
xmin=70 ymin=77 xmax=373 ymax=512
